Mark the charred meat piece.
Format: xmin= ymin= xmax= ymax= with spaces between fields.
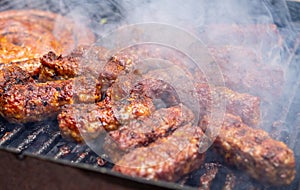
xmin=113 ymin=124 xmax=206 ymax=182
xmin=144 ymin=67 xmax=260 ymax=127
xmin=104 ymin=104 xmax=194 ymax=161
xmin=58 ymin=77 xmax=178 ymax=142
xmin=0 ymin=65 xmax=34 ymax=95
xmin=200 ymin=114 xmax=296 ymax=186
xmin=58 ymin=92 xmax=155 ymax=142
xmin=0 ymin=77 xmax=101 ymax=123
xmin=58 ymin=99 xmax=117 ymax=143
xmin=39 ymin=46 xmax=108 ymax=81
xmin=0 ymin=9 xmax=94 ymax=63
xmin=196 ymin=83 xmax=260 ymax=127
xmin=0 ymin=58 xmax=41 ymax=77
xmin=39 ymin=46 xmax=133 ymax=84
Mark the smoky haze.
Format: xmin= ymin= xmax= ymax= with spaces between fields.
xmin=1 ymin=0 xmax=298 ymax=141
xmin=116 ymin=0 xmax=295 ymax=134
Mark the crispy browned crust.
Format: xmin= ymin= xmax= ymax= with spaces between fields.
xmin=0 ymin=77 xmax=101 ymax=123
xmin=38 ymin=46 xmax=109 ymax=81
xmin=38 ymin=46 xmax=134 ymax=83
xmin=58 ymin=77 xmax=180 ymax=142
xmin=0 ymin=9 xmax=94 ymax=63
xmin=196 ymin=83 xmax=260 ymax=127
xmin=57 ymin=99 xmax=117 ymax=142
xmin=200 ymin=114 xmax=296 ymax=186
xmin=0 ymin=58 xmax=42 ymax=77
xmin=113 ymin=124 xmax=205 ymax=182
xmin=104 ymin=104 xmax=195 ymax=160
xmin=57 ymin=91 xmax=155 ymax=143
xmin=0 ymin=65 xmax=34 ymax=95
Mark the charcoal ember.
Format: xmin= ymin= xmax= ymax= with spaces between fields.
xmin=222 ymin=172 xmax=236 ymax=190
xmin=199 ymin=163 xmax=220 ymax=190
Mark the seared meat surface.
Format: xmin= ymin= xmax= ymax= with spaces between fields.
xmin=195 ymin=83 xmax=260 ymax=127
xmin=58 ymin=99 xmax=117 ymax=143
xmin=0 ymin=65 xmax=34 ymax=95
xmin=0 ymin=58 xmax=42 ymax=77
xmin=0 ymin=77 xmax=101 ymax=123
xmin=104 ymin=104 xmax=194 ymax=161
xmin=0 ymin=9 xmax=94 ymax=63
xmin=113 ymin=124 xmax=206 ymax=182
xmin=200 ymin=114 xmax=296 ymax=186
xmin=39 ymin=46 xmax=133 ymax=84
xmin=58 ymin=77 xmax=179 ymax=142
xmin=58 ymin=93 xmax=155 ymax=142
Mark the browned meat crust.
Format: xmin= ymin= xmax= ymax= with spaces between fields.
xmin=0 ymin=77 xmax=101 ymax=123
xmin=58 ymin=91 xmax=155 ymax=143
xmin=104 ymin=104 xmax=194 ymax=161
xmin=58 ymin=99 xmax=117 ymax=142
xmin=144 ymin=67 xmax=260 ymax=127
xmin=57 ymin=76 xmax=180 ymax=142
xmin=38 ymin=46 xmax=133 ymax=84
xmin=200 ymin=114 xmax=296 ymax=186
xmin=38 ymin=46 xmax=108 ymax=81
xmin=196 ymin=83 xmax=260 ymax=127
xmin=113 ymin=124 xmax=206 ymax=182
xmin=0 ymin=9 xmax=94 ymax=63
xmin=0 ymin=65 xmax=34 ymax=95
xmin=0 ymin=58 xmax=42 ymax=77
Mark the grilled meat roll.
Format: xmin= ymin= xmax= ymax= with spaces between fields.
xmin=196 ymin=83 xmax=260 ymax=127
xmin=145 ymin=68 xmax=260 ymax=127
xmin=200 ymin=114 xmax=296 ymax=186
xmin=113 ymin=123 xmax=206 ymax=182
xmin=58 ymin=93 xmax=155 ymax=142
xmin=39 ymin=46 xmax=134 ymax=83
xmin=0 ymin=77 xmax=101 ymax=123
xmin=57 ymin=77 xmax=180 ymax=142
xmin=0 ymin=9 xmax=94 ymax=63
xmin=104 ymin=104 xmax=194 ymax=161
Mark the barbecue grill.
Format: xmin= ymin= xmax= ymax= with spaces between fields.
xmin=0 ymin=0 xmax=299 ymax=189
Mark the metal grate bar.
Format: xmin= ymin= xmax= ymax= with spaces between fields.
xmin=0 ymin=126 xmax=25 ymax=146
xmin=15 ymin=127 xmax=46 ymax=152
xmin=34 ymin=131 xmax=61 ymax=155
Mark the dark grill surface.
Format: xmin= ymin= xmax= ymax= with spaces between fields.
xmin=0 ymin=0 xmax=299 ymax=190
